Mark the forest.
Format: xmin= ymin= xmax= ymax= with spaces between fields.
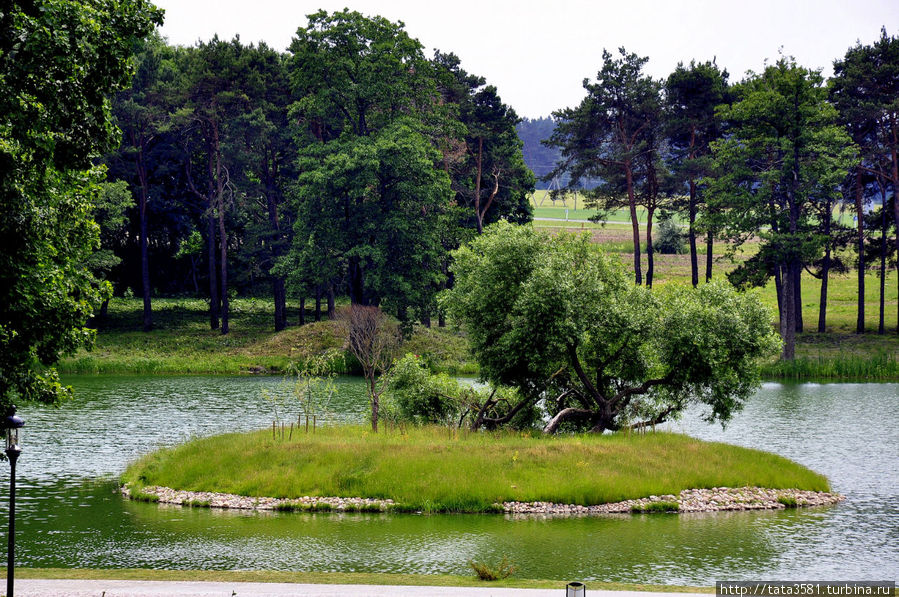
xmin=4 ymin=0 xmax=898 ymax=418
xmin=38 ymin=8 xmax=899 ymax=365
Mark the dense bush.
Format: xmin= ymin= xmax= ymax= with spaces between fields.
xmin=655 ymin=218 xmax=686 ymax=254
xmin=381 ymin=354 xmax=468 ymax=426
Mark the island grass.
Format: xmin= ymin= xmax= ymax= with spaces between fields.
xmin=7 ymin=568 xmax=714 ymax=592
xmin=123 ymin=426 xmax=830 ymax=513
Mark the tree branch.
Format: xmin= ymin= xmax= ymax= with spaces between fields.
xmin=543 ymin=407 xmax=594 ymax=434
xmin=568 ymin=344 xmax=606 ymax=407
xmin=610 ymin=370 xmax=676 ymax=408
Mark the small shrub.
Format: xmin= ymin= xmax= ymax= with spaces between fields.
xmin=274 ymin=501 xmax=311 ymax=512
xmin=777 ymin=496 xmax=798 ymax=508
xmin=185 ymin=499 xmax=210 ymax=508
xmin=469 ymin=556 xmax=517 ymax=581
xmin=359 ymin=503 xmax=384 ymax=513
xmin=309 ymin=502 xmax=333 ymax=512
xmin=131 ymin=492 xmax=160 ymax=503
xmin=631 ymin=500 xmax=679 ymax=513
xmin=655 ymin=218 xmax=685 ymax=254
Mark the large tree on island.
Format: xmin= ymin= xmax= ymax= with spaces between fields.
xmin=440 ymin=222 xmax=780 ymax=434
xmin=546 ymin=48 xmax=661 ymax=285
xmin=706 ymin=59 xmax=855 ymax=359
xmin=0 ymin=0 xmax=162 ymax=408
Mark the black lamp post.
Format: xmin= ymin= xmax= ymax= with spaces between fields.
xmin=4 ymin=407 xmax=24 ymax=597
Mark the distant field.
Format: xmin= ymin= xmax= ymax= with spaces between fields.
xmin=529 ymin=190 xmax=859 ymax=227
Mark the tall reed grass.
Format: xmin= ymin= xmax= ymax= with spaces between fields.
xmin=761 ymin=352 xmax=899 ymax=380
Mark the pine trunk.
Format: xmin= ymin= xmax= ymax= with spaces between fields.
xmin=855 ymin=167 xmax=866 ymax=333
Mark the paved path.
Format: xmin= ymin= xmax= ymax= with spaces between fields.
xmin=14 ymin=579 xmax=700 ymax=597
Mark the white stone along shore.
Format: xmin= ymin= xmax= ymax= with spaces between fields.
xmin=123 ymin=485 xmax=843 ymax=515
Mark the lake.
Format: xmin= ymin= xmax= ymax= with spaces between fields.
xmin=5 ymin=376 xmax=897 ymax=584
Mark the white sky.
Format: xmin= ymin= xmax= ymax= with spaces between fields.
xmin=154 ymin=0 xmax=899 ymax=118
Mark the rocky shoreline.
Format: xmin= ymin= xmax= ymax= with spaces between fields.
xmin=123 ymin=485 xmax=843 ymax=515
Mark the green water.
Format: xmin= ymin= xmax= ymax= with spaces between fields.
xmin=6 ymin=377 xmax=898 ymax=583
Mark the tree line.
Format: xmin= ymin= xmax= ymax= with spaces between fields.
xmin=100 ymin=10 xmax=534 ymax=335
xmin=542 ymin=34 xmax=898 ymax=359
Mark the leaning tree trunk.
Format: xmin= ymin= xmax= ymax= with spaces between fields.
xmin=705 ymin=232 xmax=714 ymax=282
xmin=299 ymin=297 xmax=306 ymax=326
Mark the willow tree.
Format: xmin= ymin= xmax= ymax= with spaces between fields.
xmin=440 ymin=223 xmax=780 ymax=433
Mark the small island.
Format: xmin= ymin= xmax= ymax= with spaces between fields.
xmin=123 ymin=426 xmax=842 ymax=515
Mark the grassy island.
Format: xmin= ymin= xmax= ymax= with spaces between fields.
xmin=124 ymin=426 xmax=830 ymax=513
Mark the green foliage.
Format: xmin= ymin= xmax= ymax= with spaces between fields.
xmin=381 ymin=354 xmax=466 ymax=426
xmin=655 ymin=218 xmax=686 ymax=254
xmin=706 ymin=58 xmax=856 ymax=357
xmin=0 ymin=0 xmax=161 ymax=407
xmin=631 ymin=501 xmax=679 ymax=513
xmin=777 ymin=496 xmax=798 ymax=508
xmin=282 ymin=10 xmax=452 ymax=316
xmin=469 ymin=556 xmax=517 ymax=581
xmin=432 ymin=51 xmax=535 ymax=233
xmin=441 ymin=222 xmax=781 ymax=432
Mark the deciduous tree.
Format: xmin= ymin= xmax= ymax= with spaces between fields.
xmin=0 ymin=0 xmax=161 ymax=408
xmin=339 ymin=305 xmax=400 ymax=432
xmin=440 ymin=223 xmax=780 ymax=433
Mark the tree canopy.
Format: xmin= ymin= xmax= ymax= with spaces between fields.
xmin=0 ymin=0 xmax=162 ymax=408
xmin=706 ymin=58 xmax=855 ymax=358
xmin=440 ymin=222 xmax=781 ymax=433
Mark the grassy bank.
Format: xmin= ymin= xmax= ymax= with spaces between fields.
xmin=60 ymin=297 xmax=476 ymax=376
xmin=123 ymin=426 xmax=830 ymax=513
xmin=7 ymin=568 xmax=712 ymax=592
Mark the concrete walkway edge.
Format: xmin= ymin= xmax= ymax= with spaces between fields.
xmin=15 ymin=579 xmax=702 ymax=597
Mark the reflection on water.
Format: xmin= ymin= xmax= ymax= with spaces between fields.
xmin=3 ymin=377 xmax=897 ymax=583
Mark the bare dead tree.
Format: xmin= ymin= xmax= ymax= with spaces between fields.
xmin=339 ymin=305 xmax=400 ymax=432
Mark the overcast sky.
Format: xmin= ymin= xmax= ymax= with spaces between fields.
xmin=154 ymin=0 xmax=899 ymax=118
